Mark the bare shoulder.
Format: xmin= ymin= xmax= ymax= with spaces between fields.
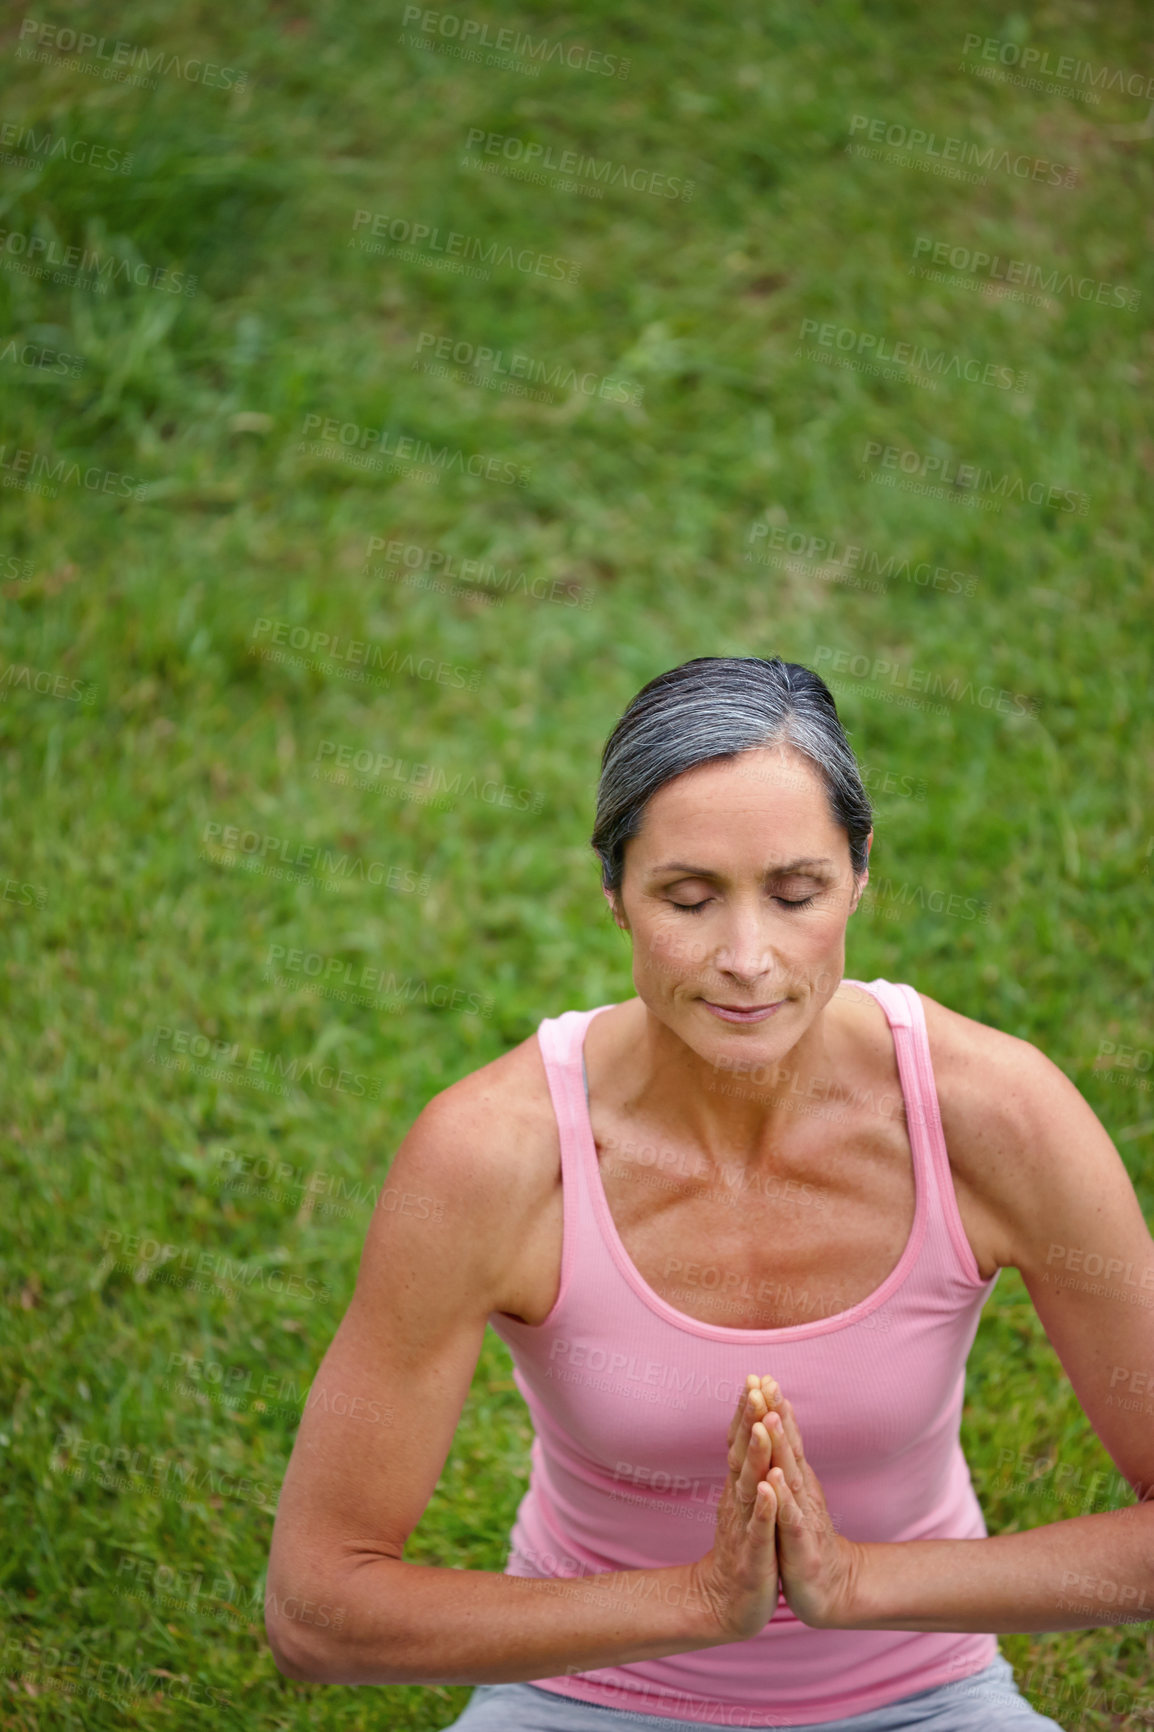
xmin=391 ymin=1025 xmax=561 ymax=1311
xmin=916 ymin=989 xmax=1071 ymax=1130
xmin=915 ymin=989 xmax=1091 ymax=1265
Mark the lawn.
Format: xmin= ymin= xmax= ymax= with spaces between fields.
xmin=1 ymin=0 xmax=1153 ymax=1726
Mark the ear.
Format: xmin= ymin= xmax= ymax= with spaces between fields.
xmin=850 ymin=831 xmax=872 ymax=910
xmin=603 ymin=884 xmax=629 ymax=931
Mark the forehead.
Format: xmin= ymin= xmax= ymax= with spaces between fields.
xmin=629 ymin=746 xmax=843 ymax=860
xmin=647 ymin=745 xmax=828 ymax=810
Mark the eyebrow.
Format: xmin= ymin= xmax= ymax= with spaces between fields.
xmin=647 ymin=858 xmax=835 ymax=879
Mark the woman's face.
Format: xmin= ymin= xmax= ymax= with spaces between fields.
xmin=609 ymin=746 xmax=870 ymax=1064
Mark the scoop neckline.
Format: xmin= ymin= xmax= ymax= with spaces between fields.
xmin=574 ymin=986 xmax=927 ymax=1341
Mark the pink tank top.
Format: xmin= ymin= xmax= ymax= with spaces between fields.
xmin=487 ymin=979 xmax=1001 ymax=1726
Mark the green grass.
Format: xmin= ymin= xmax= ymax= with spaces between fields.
xmin=2 ymin=0 xmax=1153 ymax=1725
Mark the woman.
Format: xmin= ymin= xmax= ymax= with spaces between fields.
xmin=266 ymin=656 xmax=1154 ymax=1730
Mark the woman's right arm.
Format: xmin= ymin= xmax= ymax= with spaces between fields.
xmin=265 ymin=1075 xmax=780 ymax=1686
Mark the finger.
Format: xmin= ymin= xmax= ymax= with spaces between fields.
xmin=770 ymin=1465 xmax=805 ymax=1530
xmin=727 ymin=1380 xmax=754 ymax=1450
xmin=736 ymin=1420 xmax=773 ymax=1505
xmin=777 ymin=1396 xmax=807 ymax=1465
xmin=763 ymin=1390 xmax=806 ymax=1472
xmin=740 ymin=1386 xmax=770 ymax=1455
xmin=728 ymin=1390 xmax=765 ymax=1474
xmin=750 ymin=1475 xmax=777 ymax=1539
xmin=759 ymin=1374 xmax=782 ymax=1410
xmin=727 ymin=1375 xmax=762 ymax=1449
xmin=766 ymin=1410 xmax=806 ymax=1499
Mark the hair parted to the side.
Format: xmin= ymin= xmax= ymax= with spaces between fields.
xmin=590 ymin=656 xmax=873 ymax=897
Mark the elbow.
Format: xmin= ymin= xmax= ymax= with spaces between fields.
xmin=264 ymin=1555 xmax=408 ymax=1684
xmin=266 ymin=1610 xmax=327 ymax=1682
xmin=265 ymin=1590 xmax=404 ymax=1686
xmin=265 ymin=1595 xmax=359 ymax=1683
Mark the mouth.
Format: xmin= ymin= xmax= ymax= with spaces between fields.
xmin=700 ymin=999 xmax=786 ymax=1024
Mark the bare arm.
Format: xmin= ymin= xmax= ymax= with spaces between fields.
xmin=761 ymin=1006 xmax=1154 ymax=1633
xmin=764 ymin=1386 xmax=1154 ymax=1631
xmin=264 ymin=1060 xmax=765 ymax=1686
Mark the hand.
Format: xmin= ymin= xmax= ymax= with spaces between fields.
xmin=688 ymin=1375 xmax=782 ymax=1643
xmin=758 ymin=1376 xmax=862 ymax=1630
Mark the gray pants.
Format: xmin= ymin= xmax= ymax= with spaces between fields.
xmin=441 ymin=1653 xmax=1065 ymax=1730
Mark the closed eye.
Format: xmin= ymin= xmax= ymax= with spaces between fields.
xmin=668 ymin=895 xmax=817 ymax=913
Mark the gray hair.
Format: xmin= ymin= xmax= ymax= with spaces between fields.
xmin=591 ymin=656 xmax=873 ymax=895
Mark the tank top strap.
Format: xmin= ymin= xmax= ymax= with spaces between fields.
xmin=535 ymin=1006 xmax=605 ymax=1130
xmin=533 ymin=1005 xmax=617 ymax=1320
xmin=849 ymin=977 xmax=990 ymax=1289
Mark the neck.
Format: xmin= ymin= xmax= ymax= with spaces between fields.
xmin=600 ymin=995 xmax=849 ymax=1172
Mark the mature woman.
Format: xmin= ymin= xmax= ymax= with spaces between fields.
xmin=266 ymin=657 xmax=1154 ymax=1731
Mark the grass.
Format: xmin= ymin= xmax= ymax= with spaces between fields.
xmin=1 ymin=0 xmax=1153 ymax=1725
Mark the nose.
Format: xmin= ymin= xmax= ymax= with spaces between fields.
xmin=713 ymin=907 xmax=778 ymax=985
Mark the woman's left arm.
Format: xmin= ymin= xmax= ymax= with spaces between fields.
xmin=764 ymin=1006 xmax=1154 ymax=1633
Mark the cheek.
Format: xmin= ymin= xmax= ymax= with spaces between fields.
xmin=797 ymin=916 xmax=848 ymax=964
xmin=643 ymin=916 xmax=715 ymax=974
